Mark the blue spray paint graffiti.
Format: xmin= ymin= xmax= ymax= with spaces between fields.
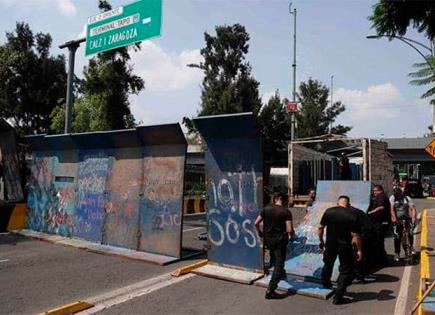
xmin=74 ymin=153 xmax=110 ymax=242
xmin=26 ymin=155 xmax=56 ymax=233
xmin=285 ymin=181 xmax=371 ymax=281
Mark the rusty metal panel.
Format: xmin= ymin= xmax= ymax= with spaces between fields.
xmin=285 ymin=180 xmax=371 ymax=281
xmin=194 ymin=113 xmax=263 ymax=270
xmin=138 ymin=145 xmax=185 ymax=258
xmin=74 ymin=151 xmax=111 ymax=243
xmin=103 ymin=148 xmax=142 ymax=249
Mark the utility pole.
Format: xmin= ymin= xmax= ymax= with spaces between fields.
xmin=431 ymin=40 xmax=435 ymax=135
xmin=330 ymin=75 xmax=334 ymax=134
xmin=59 ymin=37 xmax=86 ymax=134
xmin=290 ymin=3 xmax=297 ymax=141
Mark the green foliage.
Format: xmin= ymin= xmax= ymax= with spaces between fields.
xmin=257 ymin=90 xmax=292 ymax=162
xmin=370 ymin=1 xmax=435 ymax=127
xmin=50 ymin=0 xmax=144 ymax=134
xmin=409 ymin=56 xmax=435 ymax=105
xmin=186 ymin=23 xmax=262 ymax=125
xmin=50 ymin=93 xmax=137 ymax=134
xmin=0 ymin=22 xmax=67 ymax=134
xmin=369 ymin=0 xmax=435 ymax=40
xmin=184 ymin=181 xmax=206 ymax=197
xmin=296 ymin=79 xmax=351 ymax=139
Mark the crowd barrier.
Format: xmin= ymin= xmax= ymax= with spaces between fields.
xmin=24 ymin=124 xmax=186 ymax=262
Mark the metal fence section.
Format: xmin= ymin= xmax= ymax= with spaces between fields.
xmin=25 ymin=124 xmax=187 ymax=259
xmin=285 ymin=180 xmax=371 ymax=281
xmin=194 ymin=113 xmax=263 ymax=270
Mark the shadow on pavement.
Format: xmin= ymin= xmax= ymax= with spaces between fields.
xmin=357 ymin=273 xmax=400 ymax=284
xmin=346 ymin=289 xmax=395 ymax=302
xmin=0 ymin=233 xmax=30 ymax=246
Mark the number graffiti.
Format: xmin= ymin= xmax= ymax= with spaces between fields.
xmin=207 ymin=165 xmax=261 ymax=249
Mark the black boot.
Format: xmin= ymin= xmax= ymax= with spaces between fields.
xmin=265 ymin=289 xmax=280 ymax=299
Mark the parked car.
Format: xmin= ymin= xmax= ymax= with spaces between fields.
xmin=405 ymin=178 xmax=424 ymax=198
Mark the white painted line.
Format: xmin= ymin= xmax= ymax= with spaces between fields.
xmin=183 ymin=227 xmax=205 ymax=232
xmin=0 ymin=232 xmax=10 ymax=235
xmin=394 ymin=265 xmax=412 ymax=315
xmin=78 ymin=273 xmax=195 ymax=314
xmin=142 ymin=17 xmax=152 ymax=24
xmin=0 ymin=259 xmax=9 ymax=263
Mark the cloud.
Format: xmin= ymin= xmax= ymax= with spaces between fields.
xmin=127 ymin=42 xmax=203 ymax=125
xmin=261 ymin=90 xmax=278 ymax=104
xmin=0 ymin=0 xmax=77 ymax=16
xmin=335 ymin=83 xmax=402 ymax=120
xmin=131 ymin=41 xmax=203 ymax=91
xmin=55 ymin=0 xmax=76 ymax=17
xmin=334 ymin=83 xmax=431 ymax=137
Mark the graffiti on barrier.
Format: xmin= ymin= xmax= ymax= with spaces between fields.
xmin=74 ymin=154 xmax=111 ymax=242
xmin=203 ymin=137 xmax=263 ymax=270
xmin=285 ymin=181 xmax=371 ymax=281
xmin=103 ymin=152 xmax=142 ymax=250
xmin=138 ymin=151 xmax=185 ymax=257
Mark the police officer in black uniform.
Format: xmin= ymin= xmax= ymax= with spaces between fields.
xmin=318 ymin=195 xmax=363 ymax=304
xmin=255 ymin=193 xmax=294 ymax=299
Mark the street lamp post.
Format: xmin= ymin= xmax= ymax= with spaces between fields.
xmin=59 ymin=37 xmax=86 ymax=134
xmin=290 ymin=3 xmax=297 ymax=141
xmin=367 ymin=34 xmax=435 ymax=133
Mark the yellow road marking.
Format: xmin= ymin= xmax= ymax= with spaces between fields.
xmin=38 ymin=301 xmax=93 ymax=315
xmin=171 ymin=259 xmax=208 ymax=277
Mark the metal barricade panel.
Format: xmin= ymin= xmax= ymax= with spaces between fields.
xmin=194 ymin=113 xmax=263 ymax=270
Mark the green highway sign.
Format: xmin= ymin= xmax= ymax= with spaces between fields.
xmin=85 ymin=0 xmax=162 ymax=56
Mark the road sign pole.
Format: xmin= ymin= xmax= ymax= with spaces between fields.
xmin=290 ymin=3 xmax=297 ymax=141
xmin=59 ymin=38 xmax=86 ymax=134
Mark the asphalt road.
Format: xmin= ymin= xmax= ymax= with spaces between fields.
xmin=0 ymin=220 xmax=206 ymax=315
xmin=0 ymin=199 xmax=432 ymax=315
xmin=97 ymin=199 xmax=433 ymax=315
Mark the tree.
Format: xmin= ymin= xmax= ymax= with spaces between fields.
xmin=370 ymin=1 xmax=435 ymax=131
xmin=369 ymin=1 xmax=435 ymax=40
xmin=187 ymin=24 xmax=262 ymax=122
xmin=257 ymin=90 xmax=292 ymax=163
xmin=409 ymin=58 xmax=435 ymax=105
xmin=50 ymin=0 xmax=144 ymax=133
xmin=0 ymin=22 xmax=67 ymax=134
xmin=296 ymin=79 xmax=351 ymax=139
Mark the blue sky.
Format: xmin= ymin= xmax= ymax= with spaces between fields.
xmin=0 ymin=0 xmax=433 ymax=138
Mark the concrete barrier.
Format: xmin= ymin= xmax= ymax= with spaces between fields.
xmin=24 ymin=124 xmax=186 ymax=261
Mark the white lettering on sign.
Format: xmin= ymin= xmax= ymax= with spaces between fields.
xmin=107 ymin=28 xmax=138 ymax=45
xmin=87 ymin=6 xmax=124 ymax=25
xmin=90 ymin=14 xmax=140 ymax=37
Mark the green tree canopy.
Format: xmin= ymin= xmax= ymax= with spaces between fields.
xmin=296 ymin=79 xmax=351 ymax=139
xmin=186 ymin=23 xmax=262 ymax=124
xmin=50 ymin=0 xmax=144 ymax=133
xmin=0 ymin=22 xmax=67 ymax=134
xmin=257 ymin=90 xmax=292 ymax=163
xmin=369 ymin=0 xmax=435 ymax=40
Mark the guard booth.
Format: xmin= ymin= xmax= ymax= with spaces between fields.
xmin=24 ymin=124 xmax=187 ymax=264
xmin=192 ymin=113 xmax=264 ymax=283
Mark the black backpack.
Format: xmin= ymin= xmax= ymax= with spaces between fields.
xmin=394 ymin=196 xmax=410 ymax=220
